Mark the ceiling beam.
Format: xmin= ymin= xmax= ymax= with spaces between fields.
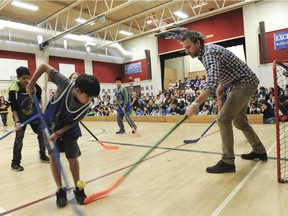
xmin=96 ymin=0 xmax=261 ymax=48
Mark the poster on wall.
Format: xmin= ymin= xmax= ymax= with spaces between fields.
xmin=124 ymin=61 xmax=142 ymax=75
xmin=274 ymin=31 xmax=288 ymax=50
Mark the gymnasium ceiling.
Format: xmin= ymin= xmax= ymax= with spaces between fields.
xmin=0 ymin=0 xmax=258 ymax=59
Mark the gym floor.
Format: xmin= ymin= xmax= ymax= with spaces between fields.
xmin=0 ymin=121 xmax=286 ymax=216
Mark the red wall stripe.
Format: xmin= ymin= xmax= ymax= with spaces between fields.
xmin=49 ymin=56 xmax=85 ymax=74
xmin=92 ymin=61 xmax=123 ymax=83
xmin=158 ymin=8 xmax=244 ymax=54
xmin=0 ymin=50 xmax=36 ymax=74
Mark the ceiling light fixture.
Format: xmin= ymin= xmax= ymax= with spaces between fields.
xmin=76 ymin=18 xmax=87 ymax=24
xmin=76 ymin=18 xmax=95 ymax=26
xmin=173 ymin=11 xmax=188 ymax=19
xmin=192 ymin=1 xmax=208 ymax=9
xmin=192 ymin=2 xmax=208 ymax=9
xmin=119 ymin=30 xmax=133 ymax=36
xmin=11 ymin=1 xmax=39 ymax=11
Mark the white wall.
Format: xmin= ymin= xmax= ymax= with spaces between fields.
xmin=122 ymin=36 xmax=161 ymax=95
xmin=165 ymin=57 xmax=185 ymax=81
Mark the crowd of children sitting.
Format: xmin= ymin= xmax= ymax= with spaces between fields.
xmin=248 ymin=85 xmax=288 ymax=123
xmin=86 ymin=76 xmax=288 ymax=124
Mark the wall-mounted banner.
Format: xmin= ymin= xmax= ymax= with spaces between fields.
xmin=125 ymin=61 xmax=142 ymax=75
xmin=274 ymin=31 xmax=288 ymax=50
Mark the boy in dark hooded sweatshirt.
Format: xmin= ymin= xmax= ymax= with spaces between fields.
xmin=261 ymin=101 xmax=276 ymax=124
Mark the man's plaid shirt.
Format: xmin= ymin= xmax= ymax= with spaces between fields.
xmin=198 ymin=44 xmax=259 ymax=95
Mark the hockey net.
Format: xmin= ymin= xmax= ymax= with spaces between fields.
xmin=273 ymin=60 xmax=288 ymax=183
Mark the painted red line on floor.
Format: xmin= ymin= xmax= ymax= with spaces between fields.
xmin=1 ymin=129 xmax=218 ymax=215
xmin=0 ymin=144 xmax=184 ymax=216
xmin=0 ymin=195 xmax=54 ymax=216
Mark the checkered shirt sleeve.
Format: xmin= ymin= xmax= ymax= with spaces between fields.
xmin=198 ymin=44 xmax=259 ymax=95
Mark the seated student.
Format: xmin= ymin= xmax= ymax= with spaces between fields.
xmin=261 ymin=101 xmax=276 ymax=123
xmin=194 ymin=76 xmax=201 ymax=91
xmin=208 ymin=98 xmax=217 ymax=113
xmin=267 ymin=93 xmax=275 ymax=108
xmin=198 ymin=104 xmax=210 ymax=115
xmin=135 ymin=106 xmax=144 ymax=116
xmin=151 ymin=106 xmax=161 ymax=116
xmin=109 ymin=106 xmax=117 ymax=116
xmin=96 ymin=106 xmax=105 ymax=116
xmin=178 ymin=100 xmax=186 ymax=115
xmin=169 ymin=103 xmax=180 ymax=115
xmin=103 ymin=108 xmax=110 ymax=116
xmin=249 ymin=102 xmax=261 ymax=114
xmin=247 ymin=96 xmax=260 ymax=114
xmin=211 ymin=102 xmax=219 ymax=115
xmin=143 ymin=106 xmax=150 ymax=116
xmin=159 ymin=105 xmax=167 ymax=116
xmin=256 ymin=86 xmax=267 ymax=101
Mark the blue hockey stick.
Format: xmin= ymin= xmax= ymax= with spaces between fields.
xmin=0 ymin=114 xmax=40 ymax=141
xmin=183 ymin=119 xmax=217 ymax=144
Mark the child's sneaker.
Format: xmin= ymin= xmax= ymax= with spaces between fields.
xmin=116 ymin=129 xmax=125 ymax=134
xmin=73 ymin=187 xmax=87 ymax=205
xmin=11 ymin=164 xmax=24 ymax=172
xmin=56 ymin=187 xmax=67 ymax=208
xmin=40 ymin=154 xmax=50 ymax=163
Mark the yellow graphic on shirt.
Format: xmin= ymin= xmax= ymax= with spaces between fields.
xmin=20 ymin=96 xmax=33 ymax=115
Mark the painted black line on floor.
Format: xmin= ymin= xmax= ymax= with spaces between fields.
xmin=90 ymin=140 xmax=277 ymax=161
xmin=1 ymin=129 xmax=277 ymax=215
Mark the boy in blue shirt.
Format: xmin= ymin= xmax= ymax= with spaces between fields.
xmin=26 ymin=63 xmax=100 ymax=207
xmin=114 ymin=77 xmax=137 ymax=134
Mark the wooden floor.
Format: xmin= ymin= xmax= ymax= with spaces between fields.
xmin=0 ymin=120 xmax=287 ymax=216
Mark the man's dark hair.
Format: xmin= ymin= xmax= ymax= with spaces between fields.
xmin=181 ymin=30 xmax=205 ymax=46
xmin=75 ymin=74 xmax=100 ymax=97
xmin=16 ymin=66 xmax=30 ymax=77
xmin=115 ymin=77 xmax=122 ymax=82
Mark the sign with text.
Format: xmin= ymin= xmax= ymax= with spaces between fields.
xmin=124 ymin=61 xmax=142 ymax=75
xmin=274 ymin=31 xmax=288 ymax=50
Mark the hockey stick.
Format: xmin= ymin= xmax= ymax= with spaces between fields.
xmin=0 ymin=114 xmax=40 ymax=141
xmin=118 ymin=104 xmax=140 ymax=137
xmin=32 ymin=94 xmax=83 ymax=215
xmin=79 ymin=121 xmax=119 ymax=150
xmin=183 ymin=95 xmax=222 ymax=144
xmin=183 ymin=119 xmax=217 ymax=144
xmin=84 ymin=115 xmax=187 ymax=204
